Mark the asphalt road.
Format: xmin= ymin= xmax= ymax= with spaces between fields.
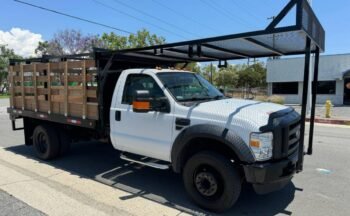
xmin=1 ymin=99 xmax=350 ymax=215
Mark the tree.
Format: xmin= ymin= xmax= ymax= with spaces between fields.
xmin=0 ymin=46 xmax=22 ymax=93
xmin=200 ymin=64 xmax=217 ymax=82
xmin=215 ymin=65 xmax=239 ymax=89
xmin=237 ymin=62 xmax=267 ymax=89
xmin=35 ymin=29 xmax=101 ymax=56
xmin=35 ymin=29 xmax=165 ymax=56
xmin=177 ymin=62 xmax=201 ymax=73
xmin=99 ymin=29 xmax=165 ymax=50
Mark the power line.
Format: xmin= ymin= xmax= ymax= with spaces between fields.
xmin=14 ymin=0 xmax=133 ymax=35
xmin=111 ymin=0 xmax=200 ymax=38
xmin=151 ymin=0 xmax=222 ymax=33
xmin=231 ymin=0 xmax=263 ymax=22
xmin=200 ymin=0 xmax=255 ymax=29
xmin=93 ymin=0 xmax=188 ymax=40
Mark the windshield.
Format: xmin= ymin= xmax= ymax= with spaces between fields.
xmin=157 ymin=72 xmax=224 ymax=102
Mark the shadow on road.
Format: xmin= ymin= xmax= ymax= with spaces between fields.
xmin=6 ymin=142 xmax=297 ymax=215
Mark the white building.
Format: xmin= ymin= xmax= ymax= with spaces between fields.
xmin=267 ymin=54 xmax=350 ymax=105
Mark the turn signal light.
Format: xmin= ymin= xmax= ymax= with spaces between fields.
xmin=133 ymin=101 xmax=150 ymax=110
xmin=250 ymin=140 xmax=260 ymax=148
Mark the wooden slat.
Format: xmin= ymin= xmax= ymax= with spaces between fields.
xmin=85 ymin=60 xmax=95 ymax=68
xmin=13 ymin=76 xmax=21 ymax=82
xmin=33 ymin=64 xmax=38 ymax=111
xmin=51 ymin=86 xmax=64 ymax=90
xmin=23 ymin=64 xmax=33 ymax=72
xmin=37 ymin=76 xmax=47 ymax=82
xmin=51 ymin=95 xmax=83 ymax=104
xmin=14 ymin=96 xmax=22 ymax=108
xmin=69 ymin=86 xmax=83 ymax=90
xmin=82 ymin=60 xmax=87 ymax=119
xmin=24 ymin=87 xmax=34 ymax=94
xmin=87 ymin=90 xmax=97 ymax=98
xmin=14 ymin=87 xmax=22 ymax=93
xmin=64 ymin=61 xmax=68 ymax=116
xmin=68 ymin=60 xmax=95 ymax=69
xmin=68 ymin=61 xmax=83 ymax=68
xmin=13 ymin=65 xmax=20 ymax=72
xmin=67 ymin=75 xmax=82 ymax=82
xmin=50 ymin=62 xmax=65 ymax=71
xmin=87 ymin=102 xmax=98 ymax=120
xmin=36 ymin=63 xmax=48 ymax=71
xmin=20 ymin=64 xmax=24 ymax=110
xmin=47 ymin=63 xmax=51 ymax=113
xmin=9 ymin=66 xmax=14 ymax=108
xmin=25 ymin=98 xmax=34 ymax=111
xmin=38 ymin=100 xmax=49 ymax=112
xmin=86 ymin=74 xmax=95 ymax=82
xmin=37 ymin=88 xmax=48 ymax=95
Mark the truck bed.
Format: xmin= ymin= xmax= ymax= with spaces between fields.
xmin=8 ymin=59 xmax=99 ymax=128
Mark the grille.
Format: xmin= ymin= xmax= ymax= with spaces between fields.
xmin=287 ymin=120 xmax=300 ymax=155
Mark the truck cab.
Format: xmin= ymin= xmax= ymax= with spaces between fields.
xmin=109 ymin=68 xmax=301 ymax=211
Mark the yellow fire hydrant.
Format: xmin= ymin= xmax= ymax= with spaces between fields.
xmin=325 ymin=100 xmax=332 ymax=118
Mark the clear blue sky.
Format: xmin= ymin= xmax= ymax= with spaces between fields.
xmin=1 ymin=0 xmax=349 ymax=55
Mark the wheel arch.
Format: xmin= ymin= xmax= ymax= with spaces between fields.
xmin=171 ymin=124 xmax=255 ymax=173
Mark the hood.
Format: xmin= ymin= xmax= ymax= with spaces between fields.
xmin=188 ymin=98 xmax=289 ymax=131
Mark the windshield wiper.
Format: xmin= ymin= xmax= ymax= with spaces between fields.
xmin=180 ymin=97 xmax=212 ymax=102
xmin=210 ymin=95 xmax=225 ymax=100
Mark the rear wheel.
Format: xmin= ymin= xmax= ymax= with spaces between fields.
xmin=182 ymin=151 xmax=242 ymax=212
xmin=32 ymin=125 xmax=60 ymax=160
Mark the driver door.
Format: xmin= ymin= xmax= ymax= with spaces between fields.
xmin=111 ymin=73 xmax=174 ymax=161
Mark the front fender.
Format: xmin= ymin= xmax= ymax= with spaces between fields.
xmin=171 ymin=124 xmax=255 ymax=173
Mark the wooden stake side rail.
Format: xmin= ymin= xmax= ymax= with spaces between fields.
xmin=8 ymin=60 xmax=99 ymax=121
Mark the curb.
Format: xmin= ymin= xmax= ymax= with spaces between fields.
xmin=306 ymin=118 xmax=350 ymax=126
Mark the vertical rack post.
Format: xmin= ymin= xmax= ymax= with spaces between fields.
xmin=297 ymin=37 xmax=311 ymax=172
xmin=47 ymin=63 xmax=51 ymax=114
xmin=64 ymin=61 xmax=68 ymax=116
xmin=20 ymin=64 xmax=24 ymax=110
xmin=82 ymin=60 xmax=87 ymax=119
xmin=33 ymin=64 xmax=37 ymax=112
xmin=9 ymin=66 xmax=14 ymax=108
xmin=307 ymin=47 xmax=320 ymax=155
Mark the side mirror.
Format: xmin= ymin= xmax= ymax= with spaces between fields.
xmin=132 ymin=90 xmax=171 ymax=113
xmin=133 ymin=90 xmax=151 ymax=113
xmin=219 ymin=88 xmax=224 ymax=94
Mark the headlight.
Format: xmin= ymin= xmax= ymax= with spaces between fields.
xmin=249 ymin=132 xmax=273 ymax=161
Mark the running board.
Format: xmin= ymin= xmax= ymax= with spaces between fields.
xmin=120 ymin=153 xmax=170 ymax=170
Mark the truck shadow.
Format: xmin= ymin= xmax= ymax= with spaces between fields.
xmin=6 ymin=142 xmax=296 ymax=216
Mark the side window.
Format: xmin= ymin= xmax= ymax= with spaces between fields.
xmin=122 ymin=74 xmax=165 ymax=104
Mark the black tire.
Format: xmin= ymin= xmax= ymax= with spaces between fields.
xmin=59 ymin=130 xmax=71 ymax=156
xmin=32 ymin=125 xmax=60 ymax=160
xmin=182 ymin=151 xmax=242 ymax=212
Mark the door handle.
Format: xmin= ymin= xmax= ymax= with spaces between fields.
xmin=115 ymin=111 xmax=121 ymax=121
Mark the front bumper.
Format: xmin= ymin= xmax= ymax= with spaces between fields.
xmin=243 ymin=150 xmax=298 ymax=194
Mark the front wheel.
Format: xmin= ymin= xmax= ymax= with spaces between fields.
xmin=182 ymin=151 xmax=242 ymax=212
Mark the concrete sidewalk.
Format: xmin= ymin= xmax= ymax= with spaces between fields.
xmin=0 ymin=147 xmax=189 ymax=216
xmin=290 ymin=105 xmax=350 ymax=125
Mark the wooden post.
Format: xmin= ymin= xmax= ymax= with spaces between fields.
xmin=47 ymin=63 xmax=51 ymax=114
xmin=82 ymin=60 xmax=87 ymax=119
xmin=9 ymin=66 xmax=14 ymax=108
xmin=20 ymin=64 xmax=24 ymax=110
xmin=33 ymin=64 xmax=38 ymax=112
xmin=64 ymin=61 xmax=68 ymax=116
